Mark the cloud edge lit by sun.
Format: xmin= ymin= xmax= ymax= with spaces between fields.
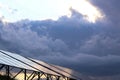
xmin=65 ymin=0 xmax=104 ymax=23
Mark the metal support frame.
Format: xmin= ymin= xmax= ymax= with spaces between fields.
xmin=0 ymin=65 xmax=5 ymax=71
xmin=13 ymin=69 xmax=23 ymax=78
xmin=27 ymin=71 xmax=35 ymax=80
xmin=0 ymin=64 xmax=72 ymax=80
xmin=24 ymin=69 xmax=27 ymax=80
xmin=30 ymin=72 xmax=37 ymax=80
xmin=57 ymin=76 xmax=60 ymax=80
xmin=6 ymin=65 xmax=10 ymax=80
xmin=37 ymin=72 xmax=40 ymax=80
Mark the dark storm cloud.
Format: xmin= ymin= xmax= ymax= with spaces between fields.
xmin=90 ymin=0 xmax=120 ymax=26
xmin=0 ymin=0 xmax=120 ymax=76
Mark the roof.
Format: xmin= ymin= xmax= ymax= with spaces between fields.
xmin=0 ymin=50 xmax=81 ymax=80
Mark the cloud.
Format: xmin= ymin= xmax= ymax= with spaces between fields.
xmin=90 ymin=0 xmax=120 ymax=25
xmin=0 ymin=0 xmax=120 ymax=77
xmin=0 ymin=3 xmax=4 ymax=19
xmin=0 ymin=2 xmax=17 ymax=23
xmin=0 ymin=24 xmax=69 ymax=57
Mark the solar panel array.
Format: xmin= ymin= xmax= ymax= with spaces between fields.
xmin=31 ymin=58 xmax=81 ymax=79
xmin=0 ymin=50 xmax=81 ymax=80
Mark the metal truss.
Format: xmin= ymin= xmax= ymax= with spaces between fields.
xmin=0 ymin=64 xmax=70 ymax=80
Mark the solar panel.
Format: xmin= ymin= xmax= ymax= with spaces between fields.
xmin=30 ymin=58 xmax=81 ymax=79
xmin=0 ymin=50 xmax=81 ymax=80
xmin=0 ymin=51 xmax=37 ymax=71
xmin=0 ymin=50 xmax=60 ymax=76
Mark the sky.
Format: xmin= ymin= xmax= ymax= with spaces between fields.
xmin=0 ymin=0 xmax=102 ymax=22
xmin=0 ymin=0 xmax=120 ymax=79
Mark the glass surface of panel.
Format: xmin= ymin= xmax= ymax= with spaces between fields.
xmin=32 ymin=58 xmax=81 ymax=79
xmin=0 ymin=50 xmax=60 ymax=76
xmin=0 ymin=52 xmax=37 ymax=71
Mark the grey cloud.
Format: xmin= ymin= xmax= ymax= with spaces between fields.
xmin=80 ymin=35 xmax=120 ymax=56
xmin=0 ymin=23 xmax=69 ymax=57
xmin=90 ymin=0 xmax=120 ymax=26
